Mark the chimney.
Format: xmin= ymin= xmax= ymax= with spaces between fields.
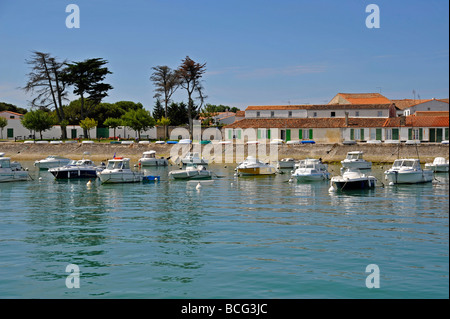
xmin=399 ymin=115 xmax=406 ymax=126
xmin=345 ymin=112 xmax=349 ymax=126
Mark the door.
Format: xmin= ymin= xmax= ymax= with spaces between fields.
xmin=96 ymin=127 xmax=109 ymax=139
xmin=286 ymin=129 xmax=291 ymax=142
xmin=71 ymin=129 xmax=77 ymax=139
xmin=7 ymin=128 xmax=13 ymax=139
xmin=376 ymin=128 xmax=382 ymax=140
xmin=280 ymin=130 xmax=286 ymax=140
xmin=436 ymin=128 xmax=443 ymax=143
xmin=392 ymin=128 xmax=399 ymax=140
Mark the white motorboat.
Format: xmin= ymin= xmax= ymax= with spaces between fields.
xmin=425 ymin=157 xmax=449 ymax=172
xmin=236 ymin=156 xmax=276 ymax=176
xmin=138 ymin=151 xmax=168 ymax=166
xmin=330 ymin=168 xmax=377 ymax=191
xmin=277 ymin=158 xmax=296 ymax=169
xmin=169 ymin=164 xmax=213 ymax=180
xmin=34 ymin=155 xmax=72 ymax=170
xmin=292 ymin=159 xmax=331 ymax=182
xmin=341 ymin=151 xmax=372 ymax=170
xmin=97 ymin=157 xmax=143 ymax=183
xmin=49 ymin=159 xmax=105 ymax=179
xmin=0 ymin=156 xmax=29 ymax=182
xmin=181 ymin=152 xmax=208 ymax=165
xmin=384 ymin=159 xmax=433 ymax=184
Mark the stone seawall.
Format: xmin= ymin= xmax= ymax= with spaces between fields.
xmin=0 ymin=141 xmax=448 ymax=164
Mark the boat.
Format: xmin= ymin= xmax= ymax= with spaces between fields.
xmin=277 ymin=158 xmax=296 ymax=169
xmin=34 ymin=155 xmax=72 ymax=170
xmin=236 ymin=156 xmax=276 ymax=176
xmin=0 ymin=156 xmax=29 ymax=182
xmin=48 ymin=159 xmax=105 ymax=179
xmin=138 ymin=151 xmax=168 ymax=166
xmin=384 ymin=159 xmax=434 ymax=184
xmin=330 ymin=168 xmax=377 ymax=191
xmin=181 ymin=152 xmax=208 ymax=165
xmin=97 ymin=157 xmax=143 ymax=183
xmin=341 ymin=151 xmax=372 ymax=170
xmin=169 ymin=164 xmax=213 ymax=180
xmin=292 ymin=159 xmax=331 ymax=182
xmin=425 ymin=157 xmax=449 ymax=172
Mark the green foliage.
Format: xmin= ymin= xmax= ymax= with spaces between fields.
xmin=156 ymin=116 xmax=171 ymax=127
xmin=0 ymin=117 xmax=7 ymax=139
xmin=21 ymin=109 xmax=54 ymax=139
xmin=0 ymin=102 xmax=28 ymax=115
xmin=79 ymin=117 xmax=98 ymax=139
xmin=152 ymin=99 xmax=164 ymax=121
xmin=121 ymin=108 xmax=155 ymax=139
xmin=103 ymin=117 xmax=123 ymax=138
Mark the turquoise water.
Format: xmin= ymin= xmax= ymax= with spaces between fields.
xmin=0 ymin=162 xmax=448 ymax=299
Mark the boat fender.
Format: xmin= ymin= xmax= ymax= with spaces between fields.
xmin=196 ymin=182 xmax=202 ymax=190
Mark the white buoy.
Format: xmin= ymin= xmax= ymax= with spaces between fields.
xmin=389 ymin=182 xmax=394 ymax=186
xmin=328 ymin=185 xmax=336 ymax=192
xmin=230 ymin=182 xmax=233 ymax=186
xmin=288 ymin=178 xmax=294 ymax=183
xmin=87 ymin=180 xmax=92 ymax=187
xmin=39 ymin=177 xmax=43 ymax=181
xmin=196 ymin=182 xmax=202 ymax=190
xmin=154 ymin=177 xmax=158 ymax=181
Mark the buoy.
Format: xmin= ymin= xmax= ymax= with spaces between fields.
xmin=230 ymin=182 xmax=233 ymax=186
xmin=328 ymin=185 xmax=336 ymax=192
xmin=87 ymin=180 xmax=92 ymax=187
xmin=389 ymin=182 xmax=394 ymax=186
xmin=288 ymin=178 xmax=293 ymax=183
xmin=196 ymin=182 xmax=202 ymax=190
xmin=39 ymin=177 xmax=43 ymax=181
xmin=154 ymin=177 xmax=158 ymax=181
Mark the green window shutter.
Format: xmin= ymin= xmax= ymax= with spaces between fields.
xmin=429 ymin=128 xmax=436 ymax=142
xmin=408 ymin=128 xmax=412 ymax=140
xmin=228 ymin=129 xmax=232 ymax=139
xmin=309 ymin=129 xmax=313 ymax=140
xmin=299 ymin=129 xmax=302 ymax=140
xmin=445 ymin=128 xmax=449 ymax=140
xmin=350 ymin=129 xmax=354 ymax=140
xmin=237 ymin=130 xmax=241 ymax=139
xmin=286 ymin=129 xmax=291 ymax=141
xmin=392 ymin=128 xmax=399 ymax=140
xmin=436 ymin=128 xmax=443 ymax=142
xmin=419 ymin=128 xmax=423 ymax=141
xmin=257 ymin=129 xmax=261 ymax=139
xmin=267 ymin=129 xmax=271 ymax=139
xmin=376 ymin=128 xmax=382 ymax=140
xmin=360 ymin=129 xmax=364 ymax=140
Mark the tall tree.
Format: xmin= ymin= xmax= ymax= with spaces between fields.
xmin=22 ymin=51 xmax=68 ymax=139
xmin=79 ymin=118 xmax=98 ymax=139
xmin=121 ymin=108 xmax=156 ymax=139
xmin=150 ymin=65 xmax=180 ymax=139
xmin=152 ymin=99 xmax=164 ymax=121
xmin=176 ymin=56 xmax=207 ymax=140
xmin=103 ymin=117 xmax=123 ymax=139
xmin=62 ymin=58 xmax=113 ymax=137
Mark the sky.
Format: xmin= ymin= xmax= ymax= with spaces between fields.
xmin=0 ymin=0 xmax=448 ymax=112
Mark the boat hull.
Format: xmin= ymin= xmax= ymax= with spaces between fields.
xmin=384 ymin=170 xmax=433 ymax=184
xmin=0 ymin=171 xmax=29 ymax=182
xmin=35 ymin=161 xmax=71 ymax=170
xmin=139 ymin=159 xmax=168 ymax=166
xmin=170 ymin=170 xmax=212 ymax=180
xmin=98 ymin=171 xmax=143 ymax=183
xmin=277 ymin=161 xmax=295 ymax=169
xmin=424 ymin=164 xmax=449 ymax=172
xmin=237 ymin=167 xmax=276 ymax=176
xmin=331 ymin=177 xmax=376 ymax=190
xmin=341 ymin=161 xmax=372 ymax=170
xmin=50 ymin=169 xmax=100 ymax=179
xmin=293 ymin=173 xmax=330 ymax=182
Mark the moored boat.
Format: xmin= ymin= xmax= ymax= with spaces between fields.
xmin=49 ymin=159 xmax=105 ymax=179
xmin=277 ymin=158 xmax=296 ymax=169
xmin=0 ymin=156 xmax=29 ymax=182
xmin=236 ymin=156 xmax=276 ymax=176
xmin=181 ymin=152 xmax=208 ymax=165
xmin=292 ymin=159 xmax=330 ymax=182
xmin=169 ymin=164 xmax=213 ymax=180
xmin=34 ymin=155 xmax=72 ymax=170
xmin=424 ymin=157 xmax=449 ymax=173
xmin=330 ymin=168 xmax=377 ymax=191
xmin=384 ymin=159 xmax=433 ymax=184
xmin=341 ymin=151 xmax=372 ymax=170
xmin=97 ymin=157 xmax=143 ymax=183
xmin=138 ymin=151 xmax=168 ymax=166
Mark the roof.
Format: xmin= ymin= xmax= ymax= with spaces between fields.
xmin=415 ymin=111 xmax=449 ymax=117
xmin=391 ymin=98 xmax=449 ymax=110
xmin=0 ymin=110 xmax=24 ymax=117
xmin=330 ymin=93 xmax=392 ymax=105
xmin=383 ymin=116 xmax=449 ymax=128
xmin=235 ymin=111 xmax=245 ymax=117
xmin=245 ymin=104 xmax=394 ymax=111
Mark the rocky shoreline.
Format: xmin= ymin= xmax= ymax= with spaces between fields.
xmin=0 ymin=141 xmax=448 ymax=164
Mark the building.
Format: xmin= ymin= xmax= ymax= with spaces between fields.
xmin=391 ymin=98 xmax=449 ymax=116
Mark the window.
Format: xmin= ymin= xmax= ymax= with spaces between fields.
xmin=288 ymin=111 xmax=292 ymax=118
xmin=313 ymin=112 xmax=317 ymax=117
xmin=377 ymin=111 xmax=383 ymax=117
xmin=331 ymin=112 xmax=336 ymax=117
xmin=10 ymin=116 xmax=14 ymax=119
xmin=256 ymin=112 xmax=260 ymax=117
xmin=270 ymin=111 xmax=274 ymax=118
xmin=355 ymin=111 xmax=359 ymax=117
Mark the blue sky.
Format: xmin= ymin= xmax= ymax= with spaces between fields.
xmin=0 ymin=0 xmax=448 ymax=112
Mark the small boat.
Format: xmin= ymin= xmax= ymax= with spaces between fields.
xmin=34 ymin=155 xmax=72 ymax=170
xmin=236 ymin=156 xmax=276 ymax=176
xmin=292 ymin=159 xmax=331 ymax=182
xmin=97 ymin=157 xmax=143 ymax=183
xmin=384 ymin=159 xmax=433 ymax=184
xmin=341 ymin=151 xmax=372 ymax=170
xmin=277 ymin=158 xmax=296 ymax=169
xmin=181 ymin=152 xmax=208 ymax=165
xmin=138 ymin=151 xmax=168 ymax=166
xmin=425 ymin=157 xmax=449 ymax=172
xmin=330 ymin=168 xmax=377 ymax=191
xmin=270 ymin=139 xmax=284 ymax=145
xmin=0 ymin=156 xmax=29 ymax=182
xmin=49 ymin=159 xmax=105 ymax=179
xmin=169 ymin=164 xmax=213 ymax=180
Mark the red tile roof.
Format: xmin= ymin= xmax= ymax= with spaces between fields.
xmin=335 ymin=93 xmax=392 ymax=105
xmin=245 ymin=104 xmax=394 ymax=111
xmin=225 ymin=118 xmax=388 ymax=129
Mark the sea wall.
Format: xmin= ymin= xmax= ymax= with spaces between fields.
xmin=0 ymin=141 xmax=448 ymax=164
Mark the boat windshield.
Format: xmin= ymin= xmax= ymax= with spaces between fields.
xmin=107 ymin=160 xmax=130 ymax=170
xmin=143 ymin=153 xmax=155 ymax=159
xmin=346 ymin=153 xmax=362 ymax=160
xmin=0 ymin=159 xmax=11 ymax=168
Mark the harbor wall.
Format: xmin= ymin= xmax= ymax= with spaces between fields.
xmin=0 ymin=141 xmax=448 ymax=164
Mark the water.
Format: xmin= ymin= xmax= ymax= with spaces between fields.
xmin=0 ymin=162 xmax=448 ymax=299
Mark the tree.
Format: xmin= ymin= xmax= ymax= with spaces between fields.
xmin=150 ymin=65 xmax=181 ymax=140
xmin=21 ymin=109 xmax=54 ymax=140
xmin=176 ymin=56 xmax=207 ymax=140
xmin=79 ymin=117 xmax=98 ymax=139
xmin=103 ymin=117 xmax=123 ymax=138
xmin=167 ymin=102 xmax=188 ymax=126
xmin=0 ymin=117 xmax=7 ymax=139
xmin=121 ymin=108 xmax=156 ymax=139
xmin=0 ymin=102 xmax=28 ymax=115
xmin=152 ymin=99 xmax=164 ymax=121
xmin=22 ymin=51 xmax=68 ymax=139
xmin=62 ymin=58 xmax=113 ymax=137
xmin=156 ymin=116 xmax=171 ymax=132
